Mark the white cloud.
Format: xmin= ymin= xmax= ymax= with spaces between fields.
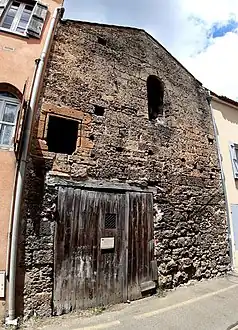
xmin=181 ymin=0 xmax=238 ymax=24
xmin=178 ymin=0 xmax=238 ymax=99
xmin=185 ymin=30 xmax=238 ymax=100
xmin=64 ymin=0 xmax=238 ymax=99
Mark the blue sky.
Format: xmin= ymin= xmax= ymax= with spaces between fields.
xmin=64 ymin=0 xmax=238 ymax=100
xmin=210 ymin=19 xmax=238 ymax=38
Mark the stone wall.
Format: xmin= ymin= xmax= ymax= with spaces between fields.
xmin=19 ymin=20 xmax=230 ymax=317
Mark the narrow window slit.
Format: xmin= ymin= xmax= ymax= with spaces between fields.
xmin=147 ymin=75 xmax=164 ymax=121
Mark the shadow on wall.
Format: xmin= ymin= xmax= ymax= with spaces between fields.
xmin=214 ymin=101 xmax=238 ymax=127
xmin=15 ymin=135 xmax=51 ymax=317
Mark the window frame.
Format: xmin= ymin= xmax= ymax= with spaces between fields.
xmin=0 ymin=0 xmax=34 ymax=36
xmin=229 ymin=142 xmax=238 ymax=179
xmin=0 ymin=94 xmax=20 ymax=148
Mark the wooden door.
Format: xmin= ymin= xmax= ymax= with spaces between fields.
xmin=53 ymin=187 xmax=127 ymax=315
xmin=53 ymin=187 xmax=155 ymax=315
xmin=127 ymin=192 xmax=155 ymax=300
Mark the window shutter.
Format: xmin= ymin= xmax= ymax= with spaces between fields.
xmin=229 ymin=142 xmax=238 ymax=179
xmin=0 ymin=0 xmax=8 ymax=19
xmin=14 ymin=80 xmax=28 ymax=160
xmin=27 ymin=1 xmax=48 ymax=38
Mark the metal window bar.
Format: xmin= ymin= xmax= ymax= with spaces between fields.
xmin=105 ymin=213 xmax=117 ymax=229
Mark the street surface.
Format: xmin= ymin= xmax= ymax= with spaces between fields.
xmin=22 ymin=273 xmax=238 ymax=330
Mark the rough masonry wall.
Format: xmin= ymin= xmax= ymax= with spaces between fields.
xmin=20 ymin=21 xmax=230 ymax=317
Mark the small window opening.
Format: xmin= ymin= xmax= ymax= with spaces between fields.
xmin=47 ymin=116 xmax=78 ymax=155
xmin=116 ymin=146 xmax=123 ymax=152
xmin=94 ymin=105 xmax=105 ymax=116
xmin=98 ymin=36 xmax=107 ymax=46
xmin=147 ymin=75 xmax=164 ymax=121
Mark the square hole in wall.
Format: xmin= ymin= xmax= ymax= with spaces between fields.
xmin=46 ymin=115 xmax=79 ymax=155
xmin=98 ymin=36 xmax=107 ymax=46
xmin=94 ymin=105 xmax=105 ymax=116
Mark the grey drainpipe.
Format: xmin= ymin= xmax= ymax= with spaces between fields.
xmin=207 ymin=90 xmax=234 ymax=268
xmin=6 ymin=64 xmax=39 ymax=280
xmin=6 ymin=7 xmax=63 ymax=324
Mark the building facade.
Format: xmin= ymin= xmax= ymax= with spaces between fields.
xmin=212 ymin=93 xmax=238 ymax=269
xmin=0 ymin=0 xmax=63 ymax=322
xmin=18 ymin=20 xmax=231 ymax=319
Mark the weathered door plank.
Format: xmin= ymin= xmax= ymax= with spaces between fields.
xmin=54 ymin=188 xmax=127 ymax=314
xmin=127 ymin=192 xmax=154 ymax=301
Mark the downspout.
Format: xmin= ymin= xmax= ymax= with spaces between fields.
xmin=207 ymin=90 xmax=234 ymax=268
xmin=6 ymin=68 xmax=38 ymax=279
xmin=6 ymin=7 xmax=63 ymax=324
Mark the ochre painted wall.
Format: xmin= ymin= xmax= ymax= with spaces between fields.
xmin=212 ymin=98 xmax=238 ymax=268
xmin=0 ymin=0 xmax=63 ymax=316
xmin=0 ymin=0 xmax=63 ymax=94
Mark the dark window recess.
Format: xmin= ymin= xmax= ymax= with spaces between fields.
xmin=98 ymin=36 xmax=107 ymax=46
xmin=147 ymin=75 xmax=164 ymax=120
xmin=105 ymin=213 xmax=117 ymax=229
xmin=94 ymin=105 xmax=105 ymax=116
xmin=47 ymin=116 xmax=78 ymax=155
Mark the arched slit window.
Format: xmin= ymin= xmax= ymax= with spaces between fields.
xmin=147 ymin=75 xmax=164 ymax=121
xmin=0 ymin=91 xmax=20 ymax=147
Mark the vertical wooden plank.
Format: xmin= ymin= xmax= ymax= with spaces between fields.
xmin=127 ymin=192 xmax=155 ymax=301
xmin=71 ymin=188 xmax=81 ymax=311
xmin=64 ymin=187 xmax=74 ymax=314
xmin=96 ymin=191 xmax=102 ymax=307
xmin=144 ymin=193 xmax=149 ymax=281
xmin=124 ymin=192 xmax=129 ymax=302
xmin=128 ymin=192 xmax=133 ymax=300
xmin=147 ymin=193 xmax=154 ymax=280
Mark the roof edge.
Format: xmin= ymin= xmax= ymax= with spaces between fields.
xmin=211 ymin=91 xmax=238 ymax=108
xmin=60 ymin=19 xmax=203 ymax=86
xmin=61 ymin=18 xmax=144 ymax=32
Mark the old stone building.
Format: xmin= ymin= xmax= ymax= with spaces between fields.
xmin=18 ymin=20 xmax=230 ymax=318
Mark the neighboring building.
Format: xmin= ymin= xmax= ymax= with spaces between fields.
xmin=211 ymin=93 xmax=238 ymax=269
xmin=18 ymin=20 xmax=230 ymax=319
xmin=0 ymin=0 xmax=63 ymax=323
